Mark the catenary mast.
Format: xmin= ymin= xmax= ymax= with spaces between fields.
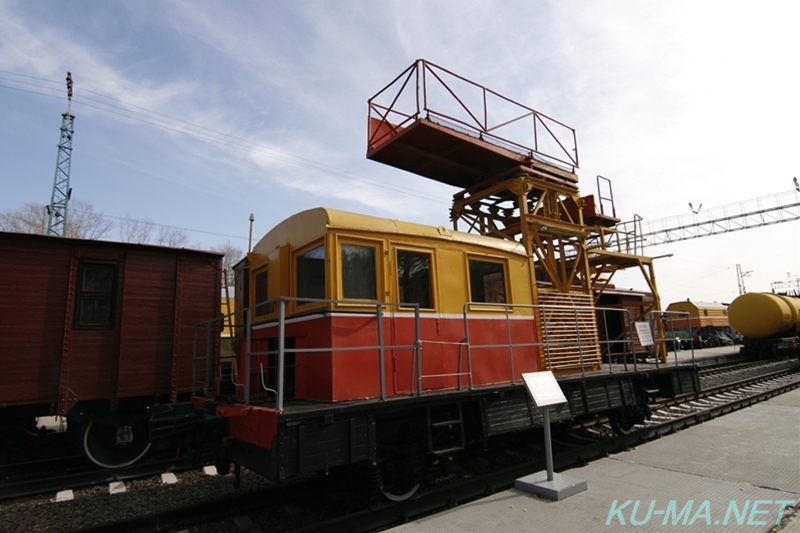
xmin=46 ymin=72 xmax=75 ymax=236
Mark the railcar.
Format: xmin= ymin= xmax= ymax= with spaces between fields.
xmin=595 ymin=288 xmax=656 ymax=362
xmin=0 ymin=231 xmax=221 ymax=468
xmin=729 ymin=293 xmax=800 ymax=358
xmin=664 ymin=300 xmax=738 ymax=348
xmin=150 ymin=59 xmax=711 ymax=499
xmin=151 ymin=208 xmax=699 ymax=499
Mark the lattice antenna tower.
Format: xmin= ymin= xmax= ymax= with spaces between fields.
xmin=46 ymin=72 xmax=75 ymax=236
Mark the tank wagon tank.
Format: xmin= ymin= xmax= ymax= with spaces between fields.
xmin=729 ymin=293 xmax=800 ymax=358
xmin=0 ymin=231 xmax=222 ymax=468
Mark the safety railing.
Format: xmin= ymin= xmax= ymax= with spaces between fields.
xmin=461 ymin=303 xmax=656 ymax=383
xmin=368 ymin=59 xmax=579 ymax=171
xmin=648 ymin=310 xmax=696 ymax=367
xmin=587 ymin=214 xmax=645 ymax=256
xmin=192 ymin=297 xmax=421 ymax=411
xmin=193 ymin=300 xmax=696 ymax=409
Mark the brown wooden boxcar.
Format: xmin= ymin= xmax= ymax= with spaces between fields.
xmin=0 ymin=231 xmax=221 ymax=467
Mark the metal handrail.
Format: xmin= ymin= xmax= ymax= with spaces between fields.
xmin=367 ymin=59 xmax=579 ymax=170
xmin=193 ymin=297 xmax=421 ymax=411
xmin=648 ymin=310 xmax=696 ymax=366
xmin=461 ymin=302 xmax=646 ymax=385
xmin=193 ymin=299 xmax=688 ymax=408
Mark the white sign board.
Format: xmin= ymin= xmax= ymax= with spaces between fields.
xmin=634 ymin=321 xmax=655 ymax=347
xmin=522 ymin=371 xmax=567 ymax=407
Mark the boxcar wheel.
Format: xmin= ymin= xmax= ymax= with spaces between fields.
xmin=83 ymin=416 xmax=151 ymax=469
xmin=608 ymin=407 xmax=638 ymax=436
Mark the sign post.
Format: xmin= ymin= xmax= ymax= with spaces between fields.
xmin=515 ymin=371 xmax=587 ymax=500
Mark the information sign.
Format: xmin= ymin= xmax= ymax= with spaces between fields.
xmin=634 ymin=321 xmax=655 ymax=347
xmin=522 ymin=371 xmax=567 ymax=407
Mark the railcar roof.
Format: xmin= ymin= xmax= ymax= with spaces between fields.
xmin=253 ymin=207 xmax=527 ymax=256
xmin=0 ymin=230 xmax=223 ymax=257
xmin=667 ymin=300 xmax=727 ymax=310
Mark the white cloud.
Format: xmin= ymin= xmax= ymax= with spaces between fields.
xmin=0 ymin=0 xmax=796 ymax=302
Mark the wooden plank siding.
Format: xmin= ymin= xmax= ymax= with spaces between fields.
xmin=0 ymin=232 xmax=221 ymax=416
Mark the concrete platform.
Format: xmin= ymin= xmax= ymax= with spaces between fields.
xmin=390 ymin=387 xmax=800 ymax=533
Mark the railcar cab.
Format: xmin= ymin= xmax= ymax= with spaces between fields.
xmin=233 ymin=207 xmax=542 ymax=404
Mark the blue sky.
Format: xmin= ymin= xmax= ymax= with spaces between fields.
xmin=1 ymin=1 xmax=798 ymax=306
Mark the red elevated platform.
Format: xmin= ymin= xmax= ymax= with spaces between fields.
xmin=366 ymin=60 xmax=580 ymax=191
xmin=367 ymin=117 xmax=578 ymax=190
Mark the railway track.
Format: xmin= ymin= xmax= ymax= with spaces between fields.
xmin=17 ymin=362 xmax=789 ymax=533
xmin=0 ymin=449 xmax=213 ymax=502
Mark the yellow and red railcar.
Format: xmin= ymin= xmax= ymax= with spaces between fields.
xmin=152 ymin=60 xmax=706 ymax=498
xmin=241 ymin=207 xmax=541 ymax=401
xmin=152 ymin=208 xmax=698 ymax=498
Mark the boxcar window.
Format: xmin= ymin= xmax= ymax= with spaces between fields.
xmin=468 ymin=259 xmax=506 ymax=304
xmin=297 ymin=245 xmax=325 ymax=301
xmin=397 ymin=250 xmax=432 ymax=308
xmin=75 ymin=261 xmax=118 ymax=328
xmin=341 ymin=244 xmax=377 ymax=300
xmin=254 ymin=269 xmax=271 ymax=316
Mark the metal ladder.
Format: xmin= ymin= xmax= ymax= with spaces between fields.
xmin=427 ymin=403 xmax=466 ymax=456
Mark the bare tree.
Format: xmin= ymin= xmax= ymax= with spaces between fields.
xmin=156 ymin=225 xmax=190 ymax=247
xmin=0 ymin=199 xmax=112 ymax=239
xmin=211 ymin=241 xmax=245 ymax=286
xmin=119 ymin=216 xmax=155 ymax=243
xmin=67 ymin=199 xmax=114 ymax=239
xmin=0 ymin=203 xmax=48 ymax=234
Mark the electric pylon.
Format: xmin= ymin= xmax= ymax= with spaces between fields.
xmin=47 ymin=72 xmax=75 ymax=236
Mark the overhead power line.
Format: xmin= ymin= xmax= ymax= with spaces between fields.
xmin=0 ymin=70 xmax=450 ymax=205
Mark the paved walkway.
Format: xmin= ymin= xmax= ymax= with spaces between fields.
xmin=390 ymin=387 xmax=800 ymax=532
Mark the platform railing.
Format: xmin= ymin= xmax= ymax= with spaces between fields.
xmin=589 ymin=214 xmax=645 ymax=256
xmin=648 ymin=310 xmax=696 ymax=367
xmin=368 ymin=59 xmax=579 ymax=171
xmin=193 ymin=300 xmax=693 ymax=408
xmin=192 ymin=298 xmax=421 ymax=411
xmin=461 ymin=303 xmax=643 ymax=386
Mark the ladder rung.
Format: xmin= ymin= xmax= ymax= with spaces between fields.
xmin=431 ymin=420 xmax=462 ymax=428
xmin=432 ymin=446 xmax=464 ymax=456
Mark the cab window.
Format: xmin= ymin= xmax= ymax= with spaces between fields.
xmin=397 ymin=250 xmax=432 ymax=308
xmin=341 ymin=244 xmax=377 ymax=300
xmin=254 ymin=269 xmax=270 ymax=316
xmin=297 ymin=245 xmax=325 ymax=300
xmin=468 ymin=259 xmax=506 ymax=304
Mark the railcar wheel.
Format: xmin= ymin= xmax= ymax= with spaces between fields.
xmin=83 ymin=416 xmax=151 ymax=469
xmin=378 ymin=457 xmax=425 ymax=502
xmin=380 ymin=481 xmax=420 ymax=502
xmin=608 ymin=407 xmax=638 ymax=436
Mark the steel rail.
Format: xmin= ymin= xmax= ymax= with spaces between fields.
xmin=0 ymin=453 xmax=213 ymax=502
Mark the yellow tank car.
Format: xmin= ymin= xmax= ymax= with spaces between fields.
xmin=729 ymin=293 xmax=800 ymax=339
